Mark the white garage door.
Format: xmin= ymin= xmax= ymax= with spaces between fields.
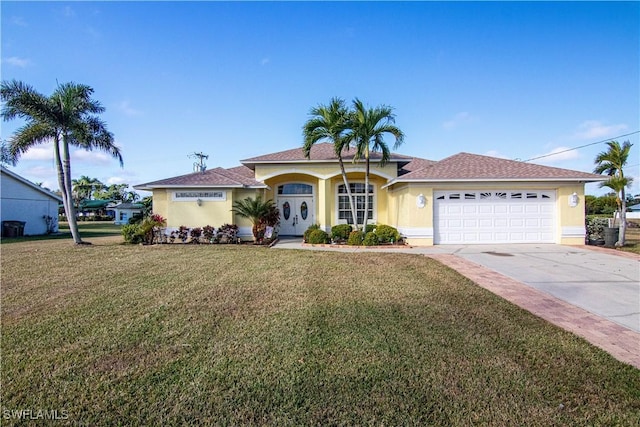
xmin=434 ymin=190 xmax=556 ymax=244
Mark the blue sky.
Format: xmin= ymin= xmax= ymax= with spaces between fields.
xmin=2 ymin=1 xmax=638 ymax=196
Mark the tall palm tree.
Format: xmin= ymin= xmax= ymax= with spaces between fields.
xmin=348 ymin=98 xmax=404 ymax=231
xmin=594 ymin=140 xmax=633 ymax=246
xmin=1 ymin=80 xmax=122 ymax=244
xmin=303 ymin=98 xmax=359 ymax=229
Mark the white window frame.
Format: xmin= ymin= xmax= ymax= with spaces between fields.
xmin=277 ymin=183 xmax=314 ymax=195
xmin=172 ymin=190 xmax=226 ymax=202
xmin=335 ymin=182 xmax=376 ymax=225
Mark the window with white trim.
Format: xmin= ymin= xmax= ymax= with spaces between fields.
xmin=337 ymin=183 xmax=374 ymax=225
xmin=278 ymin=183 xmax=313 ymax=195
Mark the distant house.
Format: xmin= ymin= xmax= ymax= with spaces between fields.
xmin=135 ymin=143 xmax=607 ymax=245
xmin=77 ymin=199 xmax=113 ymax=218
xmin=111 ymin=202 xmax=145 ymax=225
xmin=0 ymin=166 xmax=62 ymax=236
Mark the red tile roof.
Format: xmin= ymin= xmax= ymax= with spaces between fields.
xmin=391 ymin=152 xmax=606 ymax=182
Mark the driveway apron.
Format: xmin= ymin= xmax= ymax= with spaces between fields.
xmin=446 ymin=245 xmax=640 ymax=333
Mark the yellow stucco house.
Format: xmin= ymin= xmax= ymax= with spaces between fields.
xmin=135 ymin=143 xmax=605 ymax=245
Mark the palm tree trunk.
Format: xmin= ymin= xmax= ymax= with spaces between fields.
xmin=53 ymin=138 xmax=68 ymax=218
xmin=338 ymin=157 xmax=359 ymax=231
xmin=61 ymin=136 xmax=83 ymax=244
xmin=617 ymin=188 xmax=627 ymax=247
xmin=362 ymin=150 xmax=370 ymax=233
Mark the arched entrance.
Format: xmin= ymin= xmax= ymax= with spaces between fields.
xmin=277 ymin=183 xmax=314 ymax=236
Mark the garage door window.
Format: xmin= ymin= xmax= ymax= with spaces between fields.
xmin=439 ymin=191 xmax=553 ymax=200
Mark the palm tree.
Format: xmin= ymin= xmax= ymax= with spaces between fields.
xmin=1 ymin=80 xmax=122 ymax=244
xmin=348 ymin=98 xmax=404 ymax=232
xmin=72 ymin=175 xmax=103 ymax=205
xmin=232 ymin=196 xmax=279 ymax=243
xmin=594 ymin=140 xmax=634 ymax=246
xmin=303 ymin=97 xmax=359 ymax=229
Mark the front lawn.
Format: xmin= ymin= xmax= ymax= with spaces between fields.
xmin=1 ymin=236 xmax=639 ymax=425
xmin=0 ymin=221 xmax=122 ymax=244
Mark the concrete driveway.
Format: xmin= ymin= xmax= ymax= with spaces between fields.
xmin=442 ymin=245 xmax=640 ymax=332
xmin=273 ymin=240 xmax=640 ymax=333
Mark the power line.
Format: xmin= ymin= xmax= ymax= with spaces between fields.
xmin=523 ymin=131 xmax=640 ymax=162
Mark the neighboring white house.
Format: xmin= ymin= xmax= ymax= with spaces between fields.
xmin=627 ymin=204 xmax=640 ymax=219
xmin=111 ymin=202 xmax=145 ymax=225
xmin=0 ymin=166 xmax=62 ymax=236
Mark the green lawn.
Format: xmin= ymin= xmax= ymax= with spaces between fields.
xmin=1 ymin=231 xmax=639 ymax=425
xmin=0 ymin=221 xmax=122 ymax=244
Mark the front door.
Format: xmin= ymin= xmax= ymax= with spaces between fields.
xmin=278 ymin=197 xmax=313 ymax=236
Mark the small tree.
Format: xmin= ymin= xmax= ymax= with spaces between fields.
xmin=231 ymin=196 xmax=279 ymax=243
xmin=594 ymin=140 xmax=633 ymax=247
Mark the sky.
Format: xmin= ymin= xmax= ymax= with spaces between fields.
xmin=1 ymin=1 xmax=639 ymax=197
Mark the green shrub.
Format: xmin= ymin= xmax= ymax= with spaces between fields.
xmin=303 ymin=224 xmax=321 ymax=242
xmin=347 ymin=230 xmax=364 ymax=246
xmin=331 ymin=224 xmax=352 ymax=241
xmin=365 ymin=224 xmax=376 ymax=233
xmin=122 ymin=223 xmax=143 ymax=244
xmin=308 ymin=229 xmax=330 ymax=244
xmin=375 ymin=224 xmax=400 ymax=243
xmin=363 ymin=231 xmax=379 ymax=246
xmin=586 ymin=216 xmax=609 ymax=242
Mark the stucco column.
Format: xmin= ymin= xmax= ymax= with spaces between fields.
xmin=317 ymin=178 xmax=332 ymax=232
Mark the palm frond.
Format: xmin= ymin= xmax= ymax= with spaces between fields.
xmin=8 ymin=122 xmax=56 ymax=159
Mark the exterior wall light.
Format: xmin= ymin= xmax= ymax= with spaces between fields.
xmin=196 ymin=198 xmax=203 ymax=207
xmin=568 ymin=192 xmax=579 ymax=207
xmin=416 ymin=194 xmax=427 ymax=209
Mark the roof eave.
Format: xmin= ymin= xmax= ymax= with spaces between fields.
xmin=0 ymin=166 xmax=63 ymax=202
xmin=134 ymin=183 xmax=268 ymax=191
xmin=382 ymin=176 xmax=608 ymax=189
xmin=241 ymin=158 xmax=408 ymax=166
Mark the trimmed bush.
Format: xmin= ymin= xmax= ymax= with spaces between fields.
xmin=365 ymin=224 xmax=376 ymax=233
xmin=347 ymin=230 xmax=364 ymax=246
xmin=303 ymin=224 xmax=321 ymax=242
xmin=331 ymin=224 xmax=352 ymax=241
xmin=202 ymin=225 xmax=216 ymax=242
xmin=375 ymin=224 xmax=400 ymax=243
xmin=190 ymin=227 xmax=202 ymax=243
xmin=122 ymin=223 xmax=143 ymax=244
xmin=307 ymin=229 xmax=330 ymax=244
xmin=363 ymin=231 xmax=379 ymax=246
xmin=586 ymin=216 xmax=609 ymax=242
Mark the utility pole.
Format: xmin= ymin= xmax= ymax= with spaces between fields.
xmin=189 ymin=151 xmax=209 ymax=173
